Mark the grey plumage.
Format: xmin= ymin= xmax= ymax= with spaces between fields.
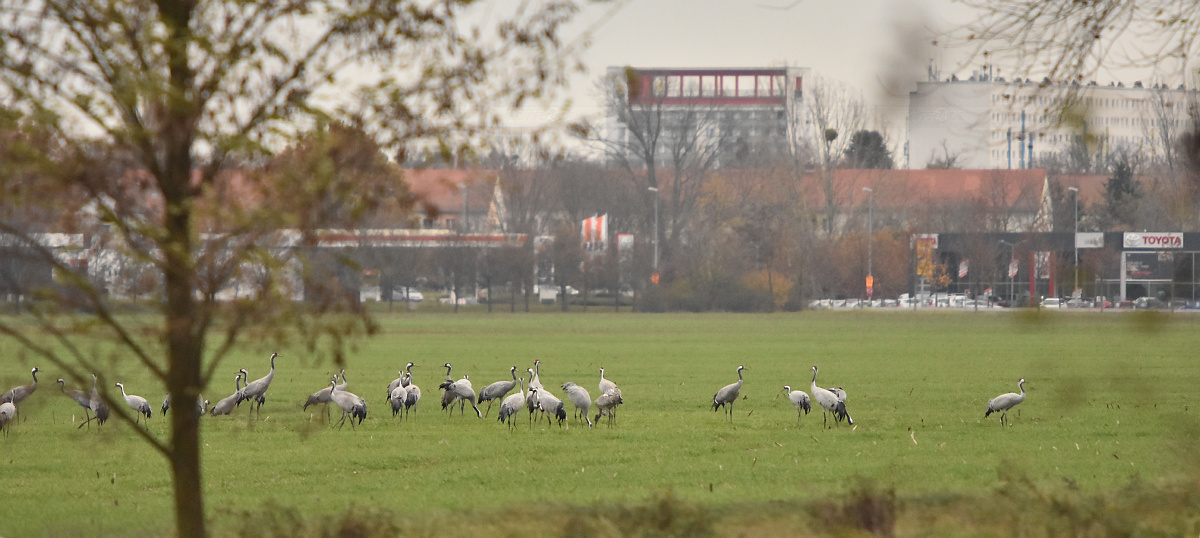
xmin=329 ymin=380 xmax=367 ymax=429
xmin=561 ymin=382 xmax=593 ymax=428
xmin=985 ymin=378 xmax=1026 ymax=426
xmin=782 ymin=385 xmax=811 ymax=426
xmin=441 ymin=376 xmax=481 ymax=418
xmin=594 ymin=390 xmax=623 ymax=427
xmin=535 ymin=389 xmax=566 ymax=427
xmin=712 ymin=365 xmax=745 ymax=422
xmin=1 ymin=367 xmax=39 ymax=406
xmin=115 ymin=382 xmax=152 ymax=425
xmin=209 ymin=373 xmax=244 ymax=416
xmin=403 ymin=373 xmax=421 ymax=416
xmin=390 ymin=384 xmax=409 ymax=418
xmin=58 ymin=378 xmax=93 ymax=425
xmin=239 ymin=352 xmax=278 ymax=418
xmin=0 ymin=401 xmax=14 ymax=436
xmin=478 ymin=366 xmax=518 ymax=416
xmin=497 ymin=377 xmax=526 ymax=430
xmin=810 ymin=366 xmax=852 ymax=428
xmin=387 ymin=362 xmax=415 ymax=400
xmin=598 ymin=366 xmax=618 ymax=396
xmin=2 ymin=366 xmax=38 ymax=424
xmin=87 ymin=374 xmax=110 ymax=427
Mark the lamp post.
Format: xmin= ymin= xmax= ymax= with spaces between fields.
xmin=648 ymin=186 xmax=659 ymax=273
xmin=999 ymin=240 xmax=1016 ymax=304
xmin=863 ymin=187 xmax=873 ymax=302
xmin=1068 ymin=186 xmax=1079 ymax=296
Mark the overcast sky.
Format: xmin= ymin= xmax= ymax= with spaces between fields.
xmin=554 ymin=0 xmax=983 ymax=131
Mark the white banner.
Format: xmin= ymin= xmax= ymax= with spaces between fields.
xmin=958 ymin=259 xmax=969 ymax=279
xmin=1008 ymin=259 xmax=1019 ymax=278
xmin=1076 ymin=232 xmax=1104 ymax=249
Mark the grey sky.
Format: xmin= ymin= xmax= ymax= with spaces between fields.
xmin=560 ymin=0 xmax=981 ymax=130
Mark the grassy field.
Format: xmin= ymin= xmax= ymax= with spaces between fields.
xmin=1 ymin=310 xmax=1198 ymax=536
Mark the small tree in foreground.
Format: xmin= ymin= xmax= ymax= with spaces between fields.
xmin=0 ymin=2 xmax=578 ymax=537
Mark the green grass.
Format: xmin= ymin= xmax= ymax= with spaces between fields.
xmin=2 ymin=311 xmax=1198 ymax=536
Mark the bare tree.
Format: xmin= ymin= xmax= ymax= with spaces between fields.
xmin=797 ymin=76 xmax=867 ymax=235
xmin=590 ymin=68 xmax=723 ymax=275
xmin=0 ymin=2 xmax=577 ymax=537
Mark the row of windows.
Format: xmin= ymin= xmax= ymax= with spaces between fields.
xmin=649 ymin=75 xmax=787 ymax=99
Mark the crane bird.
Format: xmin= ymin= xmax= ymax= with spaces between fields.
xmin=329 ymin=379 xmax=367 ymax=429
xmin=77 ymin=374 xmax=110 ymax=429
xmin=0 ymin=401 xmax=14 ymax=437
xmin=160 ymin=393 xmax=205 ymax=416
xmin=239 ymin=352 xmax=278 ymax=418
xmin=478 ymin=366 xmax=518 ymax=417
xmin=209 ymin=373 xmax=245 ymax=416
xmin=535 ymin=388 xmax=567 ymax=427
xmin=561 ymin=382 xmax=593 ymax=428
xmin=781 ymin=385 xmax=812 ymax=426
xmin=389 ymin=383 xmax=409 ymax=418
xmin=497 ymin=377 xmax=526 ymax=430
xmin=58 ymin=378 xmax=93 ymax=425
xmin=439 ymin=363 xmax=456 ymax=412
xmin=115 ymin=382 xmax=152 ymax=425
xmin=1 ymin=367 xmax=40 ymax=408
xmin=594 ymin=390 xmax=623 ymax=427
xmin=303 ymin=375 xmax=341 ymax=421
xmin=712 ymin=365 xmax=746 ymax=422
xmin=985 ymin=378 xmax=1026 ymax=426
xmin=598 ymin=367 xmax=618 ymax=396
xmin=403 ymin=373 xmax=421 ymax=418
xmin=387 ymin=362 xmax=416 ymax=400
xmin=440 ymin=376 xmax=482 ymax=418
xmin=525 ymin=368 xmax=543 ymax=425
xmin=810 ymin=366 xmax=853 ymax=428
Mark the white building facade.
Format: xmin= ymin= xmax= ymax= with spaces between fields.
xmin=908 ymin=74 xmax=1196 ymax=169
xmin=604 ymin=66 xmax=812 ymax=168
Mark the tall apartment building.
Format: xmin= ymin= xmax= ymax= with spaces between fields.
xmin=604 ymin=66 xmax=812 ymax=168
xmin=908 ymin=72 xmax=1196 ymax=169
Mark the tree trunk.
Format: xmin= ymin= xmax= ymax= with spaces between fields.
xmin=169 ymin=378 xmax=205 ymax=538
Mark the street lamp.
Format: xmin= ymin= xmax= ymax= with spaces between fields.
xmin=648 ymin=186 xmax=659 ymax=272
xmin=863 ymin=187 xmax=873 ymax=301
xmin=999 ymin=240 xmax=1016 ymax=304
xmin=1068 ymin=186 xmax=1079 ymax=296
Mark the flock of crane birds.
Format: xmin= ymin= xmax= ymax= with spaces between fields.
xmin=0 ymin=354 xmax=1028 ymax=435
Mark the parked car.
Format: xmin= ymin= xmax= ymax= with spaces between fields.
xmin=1134 ymin=296 xmax=1166 ymax=309
xmin=391 ymin=287 xmax=424 ymax=302
xmin=1041 ymin=297 xmax=1064 ymax=309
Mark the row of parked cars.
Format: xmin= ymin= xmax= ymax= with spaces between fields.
xmin=1042 ymin=296 xmax=1200 ymax=309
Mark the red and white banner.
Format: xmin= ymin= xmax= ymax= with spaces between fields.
xmin=958 ymin=259 xmax=969 ymax=279
xmin=582 ymin=214 xmax=608 ymax=255
xmin=1008 ymin=259 xmax=1019 ymax=278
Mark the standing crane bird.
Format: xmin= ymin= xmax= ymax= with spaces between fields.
xmin=389 ymin=383 xmax=409 ymax=418
xmin=497 ymin=377 xmax=526 ymax=430
xmin=115 ymin=382 xmax=152 ymax=425
xmin=535 ymin=388 xmax=567 ymax=427
xmin=561 ymin=382 xmax=593 ymax=428
xmin=712 ymin=365 xmax=746 ymax=422
xmin=594 ymin=390 xmax=623 ymax=427
xmin=386 ymin=362 xmax=416 ymax=401
xmin=2 ymin=367 xmax=40 ymax=408
xmin=58 ymin=378 xmax=93 ymax=426
xmin=209 ymin=373 xmax=245 ymax=416
xmin=239 ymin=352 xmax=278 ymax=418
xmin=329 ymin=379 xmax=367 ymax=429
xmin=598 ymin=367 xmax=618 ymax=396
xmin=478 ymin=366 xmax=518 ymax=417
xmin=441 ymin=376 xmax=482 ymax=418
xmin=79 ymin=374 xmax=110 ymax=428
xmin=439 ymin=363 xmax=457 ymax=412
xmin=985 ymin=378 xmax=1026 ymax=426
xmin=810 ymin=366 xmax=853 ymax=428
xmin=0 ymin=401 xmax=14 ymax=437
xmin=403 ymin=373 xmax=421 ymax=418
xmin=781 ymin=385 xmax=812 ymax=426
xmin=303 ymin=375 xmax=340 ymax=420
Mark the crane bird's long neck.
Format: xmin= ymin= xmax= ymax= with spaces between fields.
xmin=1018 ymin=380 xmax=1025 ymax=396
xmin=31 ymin=368 xmax=38 ymax=384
